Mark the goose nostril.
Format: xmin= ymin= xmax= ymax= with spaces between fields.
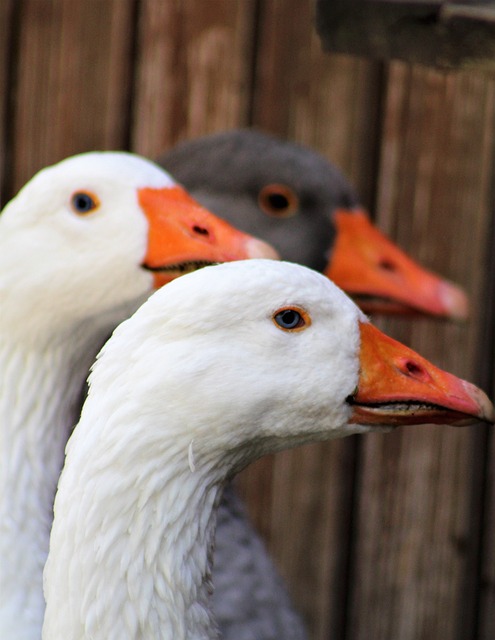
xmin=405 ymin=361 xmax=423 ymax=376
xmin=399 ymin=359 xmax=432 ymax=382
xmin=192 ymin=225 xmax=210 ymax=237
xmin=379 ymin=259 xmax=397 ymax=272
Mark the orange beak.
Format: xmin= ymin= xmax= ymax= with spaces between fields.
xmin=325 ymin=209 xmax=468 ymax=320
xmin=347 ymin=322 xmax=493 ymax=427
xmin=139 ymin=186 xmax=279 ymax=288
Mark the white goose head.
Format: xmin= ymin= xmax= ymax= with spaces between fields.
xmin=0 ymin=153 xmax=276 ymax=640
xmin=0 ymin=152 xmax=275 ymax=336
xmin=43 ymin=260 xmax=493 ymax=640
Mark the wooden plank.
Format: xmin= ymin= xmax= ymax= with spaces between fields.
xmin=10 ymin=0 xmax=136 ymax=194
xmin=267 ymin=440 xmax=356 ymax=640
xmin=131 ymin=0 xmax=257 ymax=158
xmin=347 ymin=63 xmax=495 ymax=640
xmin=233 ymin=2 xmax=385 ymax=638
xmin=0 ymin=0 xmax=16 ymax=203
xmin=6 ymin=3 xmax=493 ymax=639
xmin=480 ymin=427 xmax=495 ymax=639
xmin=251 ymin=4 xmax=383 ymax=206
xmin=316 ymin=0 xmax=495 ymax=69
xmin=478 ymin=172 xmax=495 ymax=636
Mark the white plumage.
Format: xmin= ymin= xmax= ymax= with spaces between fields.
xmin=42 ymin=260 xmax=492 ymax=640
xmin=0 ymin=152 xmax=270 ymax=640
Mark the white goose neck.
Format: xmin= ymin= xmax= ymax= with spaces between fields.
xmin=0 ymin=326 xmax=106 ymax=640
xmin=43 ymin=408 xmax=228 ymax=640
xmin=42 ymin=259 xmax=364 ymax=639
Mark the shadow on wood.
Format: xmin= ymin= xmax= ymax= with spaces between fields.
xmin=316 ymin=0 xmax=495 ymax=69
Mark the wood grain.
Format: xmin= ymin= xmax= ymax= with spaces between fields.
xmin=316 ymin=0 xmax=495 ymax=70
xmin=348 ymin=63 xmax=495 ymax=640
xmin=480 ymin=427 xmax=495 ymax=640
xmin=1 ymin=3 xmax=494 ymax=640
xmin=252 ymin=0 xmax=383 ymax=207
xmin=0 ymin=0 xmax=16 ymax=203
xmin=10 ymin=0 xmax=136 ymax=193
xmin=478 ymin=146 xmax=495 ymax=636
xmin=131 ymin=0 xmax=256 ymax=158
xmin=235 ymin=3 xmax=386 ymax=638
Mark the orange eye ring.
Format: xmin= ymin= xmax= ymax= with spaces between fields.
xmin=258 ymin=183 xmax=299 ymax=218
xmin=272 ymin=306 xmax=311 ymax=332
xmin=70 ymin=191 xmax=100 ymax=215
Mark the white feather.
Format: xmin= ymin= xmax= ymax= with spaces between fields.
xmin=43 ymin=260 xmax=367 ymax=640
xmin=0 ymin=152 xmax=179 ymax=640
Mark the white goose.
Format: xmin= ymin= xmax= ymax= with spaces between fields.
xmin=42 ymin=260 xmax=493 ymax=640
xmin=0 ymin=152 xmax=274 ymax=640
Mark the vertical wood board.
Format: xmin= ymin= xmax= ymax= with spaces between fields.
xmin=0 ymin=3 xmax=494 ymax=640
xmin=348 ymin=63 xmax=495 ymax=640
xmin=10 ymin=0 xmax=136 ymax=194
xmin=235 ymin=3 xmax=385 ymax=639
xmin=132 ymin=0 xmax=257 ymax=158
xmin=0 ymin=1 xmax=16 ymax=205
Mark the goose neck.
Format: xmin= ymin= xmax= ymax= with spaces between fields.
xmin=0 ymin=329 xmax=103 ymax=639
xmin=43 ymin=414 xmax=228 ymax=640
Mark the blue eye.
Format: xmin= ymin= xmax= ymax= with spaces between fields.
xmin=71 ymin=192 xmax=99 ymax=214
xmin=273 ymin=307 xmax=309 ymax=331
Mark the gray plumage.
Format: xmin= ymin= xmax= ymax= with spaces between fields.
xmin=214 ymin=485 xmax=307 ymax=640
xmin=158 ymin=128 xmax=359 ymax=272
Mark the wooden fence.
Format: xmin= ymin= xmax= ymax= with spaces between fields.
xmin=1 ymin=1 xmax=495 ymax=639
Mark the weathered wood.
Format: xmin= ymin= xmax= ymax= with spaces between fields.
xmin=252 ymin=13 xmax=384 ymax=207
xmin=234 ymin=3 xmax=385 ymax=638
xmin=267 ymin=441 xmax=357 ymax=640
xmin=251 ymin=0 xmax=384 ymax=201
xmin=131 ymin=0 xmax=257 ymax=158
xmin=1 ymin=3 xmax=494 ymax=640
xmin=9 ymin=0 xmax=136 ymax=194
xmin=316 ymin=0 xmax=495 ymax=69
xmin=480 ymin=430 xmax=495 ymax=639
xmin=478 ymin=190 xmax=495 ymax=636
xmin=347 ymin=63 xmax=495 ymax=640
xmin=0 ymin=0 xmax=16 ymax=203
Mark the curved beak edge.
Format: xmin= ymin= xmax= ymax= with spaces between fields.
xmin=139 ymin=186 xmax=279 ymax=288
xmin=326 ymin=209 xmax=469 ymax=320
xmin=348 ymin=322 xmax=494 ymax=428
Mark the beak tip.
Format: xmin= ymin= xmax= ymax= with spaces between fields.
xmin=439 ymin=281 xmax=469 ymax=320
xmin=245 ymin=238 xmax=280 ymax=260
xmin=461 ymin=380 xmax=495 ymax=424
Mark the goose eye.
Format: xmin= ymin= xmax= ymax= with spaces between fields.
xmin=272 ymin=306 xmax=311 ymax=332
xmin=258 ymin=184 xmax=299 ymax=218
xmin=71 ymin=191 xmax=99 ymax=215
